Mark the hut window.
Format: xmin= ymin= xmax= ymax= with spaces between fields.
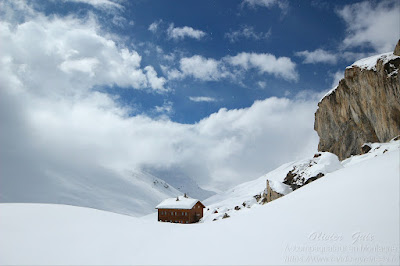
xmin=175 ymin=212 xmax=177 ymax=215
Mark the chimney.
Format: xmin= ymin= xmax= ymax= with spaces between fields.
xmin=176 ymin=196 xmax=179 ymax=201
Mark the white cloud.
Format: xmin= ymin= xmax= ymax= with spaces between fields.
xmin=62 ymin=0 xmax=123 ymax=10
xmin=180 ymin=56 xmax=224 ymax=81
xmin=0 ymin=81 xmax=319 ymax=194
xmin=295 ymin=49 xmax=338 ymax=64
xmin=59 ymin=57 xmax=100 ymax=77
xmin=225 ymin=26 xmax=271 ymax=43
xmin=0 ymin=11 xmax=166 ymax=93
xmin=337 ymin=0 xmax=400 ymax=53
xmin=242 ymin=0 xmax=288 ymax=11
xmin=111 ymin=15 xmax=127 ymax=27
xmin=169 ymin=55 xmax=230 ymax=81
xmin=144 ymin=66 xmax=168 ymax=92
xmin=148 ymin=19 xmax=162 ymax=33
xmin=167 ymin=23 xmax=206 ymax=40
xmin=225 ymin=52 xmax=298 ymax=81
xmin=166 ymin=52 xmax=298 ymax=82
xmin=189 ymin=96 xmax=217 ymax=103
xmin=257 ymin=81 xmax=267 ymax=88
xmin=154 ymin=100 xmax=174 ymax=116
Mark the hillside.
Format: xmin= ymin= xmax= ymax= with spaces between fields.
xmin=202 ymin=139 xmax=399 ymax=223
xmin=1 ymin=140 xmax=398 ymax=265
xmin=0 ymin=167 xmax=181 ymax=217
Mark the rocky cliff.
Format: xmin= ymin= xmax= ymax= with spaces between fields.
xmin=314 ymin=40 xmax=400 ymax=160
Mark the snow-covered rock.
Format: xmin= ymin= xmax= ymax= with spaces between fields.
xmin=263 ymin=179 xmax=291 ymax=203
xmin=282 ymin=152 xmax=342 ymax=190
xmin=347 ymin=52 xmax=399 ymax=71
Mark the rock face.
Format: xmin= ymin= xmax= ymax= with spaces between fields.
xmin=264 ymin=180 xmax=284 ymax=203
xmin=315 ymin=40 xmax=400 ymax=160
xmin=395 ymin=39 xmax=400 ymax=56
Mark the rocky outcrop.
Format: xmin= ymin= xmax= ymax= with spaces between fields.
xmin=315 ymin=40 xmax=400 ymax=160
xmin=394 ymin=39 xmax=400 ymax=56
xmin=282 ymin=152 xmax=342 ymax=190
xmin=264 ymin=180 xmax=285 ymax=203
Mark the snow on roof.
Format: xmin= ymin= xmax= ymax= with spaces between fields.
xmin=155 ymin=196 xmax=201 ymax=209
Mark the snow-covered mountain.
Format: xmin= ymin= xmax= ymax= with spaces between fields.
xmin=0 ymin=167 xmax=181 ymax=217
xmin=1 ymin=139 xmax=398 ymax=265
xmin=142 ymin=167 xmax=216 ymax=200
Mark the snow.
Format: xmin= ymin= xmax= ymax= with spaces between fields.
xmin=202 ymin=152 xmax=342 ymax=222
xmin=1 ymin=167 xmax=182 ymax=217
xmin=342 ymin=138 xmax=400 ymax=168
xmin=268 ymin=179 xmax=292 ymax=195
xmin=320 ymin=84 xmax=338 ymax=102
xmin=347 ymin=52 xmax=399 ymax=71
xmin=0 ymin=141 xmax=398 ymax=265
xmin=320 ymin=52 xmax=399 ymax=102
xmin=155 ymin=196 xmax=200 ymax=209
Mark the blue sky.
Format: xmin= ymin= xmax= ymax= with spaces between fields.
xmin=1 ymin=0 xmax=399 ymax=192
xmin=29 ymin=0 xmax=399 ymax=123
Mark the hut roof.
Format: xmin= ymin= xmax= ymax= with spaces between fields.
xmin=155 ymin=196 xmax=203 ymax=209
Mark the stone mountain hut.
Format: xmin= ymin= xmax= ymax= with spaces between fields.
xmin=155 ymin=195 xmax=205 ymax=223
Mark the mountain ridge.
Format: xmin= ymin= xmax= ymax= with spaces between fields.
xmin=315 ymin=40 xmax=400 ymax=160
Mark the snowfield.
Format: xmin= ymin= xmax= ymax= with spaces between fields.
xmin=0 ymin=141 xmax=399 ymax=265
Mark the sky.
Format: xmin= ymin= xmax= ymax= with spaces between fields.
xmin=0 ymin=0 xmax=399 ymax=194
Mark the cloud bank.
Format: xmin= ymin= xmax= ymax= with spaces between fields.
xmin=337 ymin=0 xmax=400 ymax=53
xmin=165 ymin=53 xmax=298 ymax=82
xmin=0 ymin=2 xmax=318 ymax=202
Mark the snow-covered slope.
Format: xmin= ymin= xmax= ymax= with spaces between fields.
xmin=202 ymin=151 xmax=342 ymax=222
xmin=1 ymin=167 xmax=181 ymax=217
xmin=143 ymin=167 xmax=216 ymax=200
xmin=1 ymin=141 xmax=398 ymax=265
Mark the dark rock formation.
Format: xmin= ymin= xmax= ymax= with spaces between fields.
xmin=361 ymin=143 xmax=372 ymax=154
xmin=283 ymin=165 xmax=325 ymax=191
xmin=315 ymin=40 xmax=400 ymax=160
